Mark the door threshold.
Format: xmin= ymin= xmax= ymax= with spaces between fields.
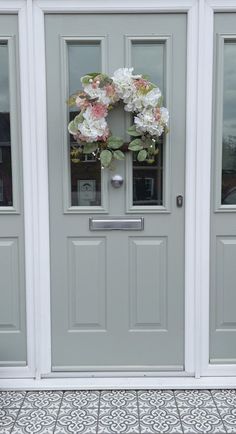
xmin=1 ymin=376 xmax=236 ymax=390
xmin=44 ymin=371 xmax=191 ymax=378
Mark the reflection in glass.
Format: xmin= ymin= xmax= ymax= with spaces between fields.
xmin=133 ymin=141 xmax=163 ymax=206
xmin=221 ymin=42 xmax=236 ymax=205
xmin=0 ymin=42 xmax=13 ymax=207
xmin=68 ymin=42 xmax=102 ymax=206
xmin=132 ymin=42 xmax=165 ymax=93
xmin=132 ymin=42 xmax=165 ymax=206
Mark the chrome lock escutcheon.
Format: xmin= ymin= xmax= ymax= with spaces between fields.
xmin=111 ymin=174 xmax=124 ymax=188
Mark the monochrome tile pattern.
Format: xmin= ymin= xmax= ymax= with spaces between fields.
xmin=0 ymin=389 xmax=235 ymax=433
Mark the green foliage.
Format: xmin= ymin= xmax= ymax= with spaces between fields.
xmin=68 ymin=120 xmax=78 ymax=135
xmin=73 ymin=112 xmax=84 ymax=124
xmin=83 ymin=143 xmax=98 ymax=154
xmin=127 ymin=125 xmax=142 ymax=137
xmin=113 ymin=150 xmax=125 ymax=160
xmin=128 ymin=139 xmax=144 ymax=151
xmin=100 ymin=149 xmax=113 ymax=167
xmin=107 ymin=136 xmax=124 ymax=149
xmin=137 ymin=149 xmax=147 ymax=162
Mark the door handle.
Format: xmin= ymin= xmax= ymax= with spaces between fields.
xmin=176 ymin=195 xmax=183 ymax=207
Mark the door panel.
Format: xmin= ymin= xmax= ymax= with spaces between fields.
xmin=45 ymin=13 xmax=186 ymax=371
xmin=0 ymin=15 xmax=27 ymax=366
xmin=210 ymin=13 xmax=236 ymax=363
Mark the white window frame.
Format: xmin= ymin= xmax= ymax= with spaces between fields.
xmin=0 ymin=0 xmax=236 ymax=389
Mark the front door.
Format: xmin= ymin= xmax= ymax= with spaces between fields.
xmin=45 ymin=13 xmax=186 ymax=372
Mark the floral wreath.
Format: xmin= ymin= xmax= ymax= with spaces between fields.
xmin=68 ymin=68 xmax=169 ymax=168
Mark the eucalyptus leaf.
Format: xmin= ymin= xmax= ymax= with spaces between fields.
xmin=128 ymin=139 xmax=143 ymax=151
xmin=68 ymin=120 xmax=78 ymax=135
xmin=113 ymin=150 xmax=125 ymax=160
xmin=127 ymin=125 xmax=142 ymax=137
xmin=107 ymin=136 xmax=124 ymax=149
xmin=100 ymin=149 xmax=112 ymax=167
xmin=83 ymin=143 xmax=98 ymax=154
xmin=137 ymin=149 xmax=147 ymax=162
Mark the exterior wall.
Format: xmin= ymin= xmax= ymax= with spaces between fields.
xmin=0 ymin=0 xmax=236 ymax=389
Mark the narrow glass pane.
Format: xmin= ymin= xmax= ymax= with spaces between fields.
xmin=68 ymin=42 xmax=102 ymax=206
xmin=133 ymin=141 xmax=163 ymax=206
xmin=132 ymin=42 xmax=165 ymax=94
xmin=132 ymin=41 xmax=165 ymax=206
xmin=0 ymin=42 xmax=13 ymax=207
xmin=221 ymin=42 xmax=236 ymax=205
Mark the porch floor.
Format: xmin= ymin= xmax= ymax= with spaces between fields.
xmin=0 ymin=389 xmax=236 ymax=433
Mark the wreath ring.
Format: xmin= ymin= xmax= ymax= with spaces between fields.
xmin=68 ymin=68 xmax=169 ymax=168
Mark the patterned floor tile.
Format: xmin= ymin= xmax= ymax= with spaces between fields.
xmin=11 ymin=407 xmax=58 ymax=434
xmin=138 ymin=389 xmax=176 ymax=408
xmin=175 ymin=390 xmax=215 ymax=408
xmin=212 ymin=389 xmax=236 ymax=408
xmin=139 ymin=405 xmax=182 ymax=434
xmin=0 ymin=408 xmax=19 ymax=434
xmin=22 ymin=391 xmax=63 ymax=410
xmin=0 ymin=391 xmax=26 ymax=409
xmin=55 ymin=405 xmax=99 ymax=434
xmin=100 ymin=390 xmax=137 ymax=408
xmin=61 ymin=390 xmax=99 ymax=410
xmin=217 ymin=406 xmax=236 ymax=433
xmin=98 ymin=407 xmax=139 ymax=434
xmin=98 ymin=390 xmax=139 ymax=434
xmin=179 ymin=406 xmax=226 ymax=433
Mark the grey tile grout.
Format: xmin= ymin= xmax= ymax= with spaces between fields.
xmin=96 ymin=390 xmax=101 ymax=434
xmin=210 ymin=390 xmax=228 ymax=434
xmin=52 ymin=390 xmax=64 ymax=434
xmin=136 ymin=389 xmax=141 ymax=434
xmin=173 ymin=389 xmax=185 ymax=434
xmin=9 ymin=391 xmax=27 ymax=434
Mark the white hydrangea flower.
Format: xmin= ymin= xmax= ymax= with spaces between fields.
xmin=83 ymin=84 xmax=111 ymax=105
xmin=112 ymin=68 xmax=140 ymax=100
xmin=142 ymin=88 xmax=162 ymax=108
xmin=124 ymin=94 xmax=144 ymax=112
xmin=77 ymin=107 xmax=107 ymax=142
xmin=160 ymin=107 xmax=169 ymax=124
xmin=134 ymin=106 xmax=169 ymax=137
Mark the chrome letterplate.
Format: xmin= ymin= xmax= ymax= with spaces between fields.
xmin=89 ymin=217 xmax=144 ymax=231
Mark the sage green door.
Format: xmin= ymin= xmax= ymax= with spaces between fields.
xmin=0 ymin=15 xmax=27 ymax=366
xmin=210 ymin=13 xmax=236 ymax=364
xmin=45 ymin=13 xmax=186 ymax=372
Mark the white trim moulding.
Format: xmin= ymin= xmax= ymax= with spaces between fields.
xmin=1 ymin=376 xmax=236 ymax=390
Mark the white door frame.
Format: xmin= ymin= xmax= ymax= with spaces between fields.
xmin=1 ymin=0 xmax=236 ymax=389
xmin=33 ymin=0 xmax=198 ymax=378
